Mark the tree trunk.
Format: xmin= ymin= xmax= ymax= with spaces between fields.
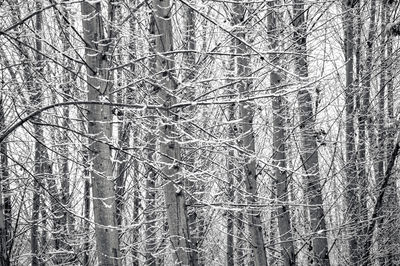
xmin=225 ymin=49 xmax=235 ymax=266
xmin=359 ymin=0 xmax=376 ymax=263
xmin=293 ymin=0 xmax=331 ymax=264
xmin=144 ymin=12 xmax=158 ymax=266
xmin=81 ymin=1 xmax=120 ymax=265
xmin=342 ymin=2 xmax=359 ymax=264
xmin=375 ymin=2 xmax=399 ymax=264
xmin=357 ymin=0 xmax=376 ymax=263
xmin=129 ymin=12 xmax=140 ymax=266
xmin=0 ymin=95 xmax=11 ymax=266
xmin=58 ymin=2 xmax=73 ymax=262
xmin=384 ymin=5 xmax=400 ymax=263
xmin=182 ymin=2 xmax=203 ymax=264
xmin=376 ymin=4 xmax=387 ymax=265
xmin=153 ymin=0 xmax=194 ymax=263
xmin=232 ymin=1 xmax=268 ymax=265
xmin=83 ymin=147 xmax=91 ymax=266
xmin=267 ymin=1 xmax=295 ymax=265
xmin=31 ymin=2 xmax=46 ymax=264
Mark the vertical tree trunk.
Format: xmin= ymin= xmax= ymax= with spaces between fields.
xmin=153 ymin=0 xmax=194 ymax=264
xmin=58 ymin=2 xmax=73 ymax=262
xmin=358 ymin=0 xmax=377 ymax=262
xmin=375 ymin=2 xmax=399 ymax=264
xmin=376 ymin=4 xmax=387 ymax=265
xmin=225 ymin=49 xmax=236 ymax=266
xmin=384 ymin=5 xmax=400 ymax=263
xmin=82 ymin=147 xmax=91 ymax=266
xmin=76 ymin=100 xmax=91 ymax=265
xmin=268 ymin=182 xmax=278 ymax=266
xmin=182 ymin=3 xmax=203 ymax=264
xmin=236 ymin=187 xmax=245 ymax=266
xmin=232 ymin=1 xmax=268 ymax=265
xmin=132 ymin=160 xmax=140 ymax=266
xmin=31 ymin=2 xmax=44 ymax=264
xmin=115 ymin=1 xmax=128 ymax=230
xmin=144 ymin=12 xmax=158 ymax=266
xmin=115 ymin=101 xmax=129 ymax=226
xmin=267 ymin=1 xmax=295 ymax=265
xmin=293 ymin=0 xmax=331 ymax=265
xmin=360 ymin=0 xmax=377 ymax=263
xmin=0 ymin=95 xmax=11 ymax=266
xmin=342 ymin=2 xmax=360 ymax=264
xmin=81 ymin=1 xmax=120 ymax=265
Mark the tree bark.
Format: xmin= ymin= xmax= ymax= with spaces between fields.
xmin=358 ymin=1 xmax=376 ymax=264
xmin=81 ymin=1 xmax=120 ymax=265
xmin=31 ymin=2 xmax=51 ymax=264
xmin=357 ymin=1 xmax=377 ymax=263
xmin=82 ymin=147 xmax=91 ymax=266
xmin=267 ymin=1 xmax=295 ymax=265
xmin=225 ymin=49 xmax=236 ymax=266
xmin=0 ymin=96 xmax=11 ymax=266
xmin=144 ymin=12 xmax=158 ymax=266
xmin=384 ymin=5 xmax=400 ymax=263
xmin=375 ymin=2 xmax=399 ymax=264
xmin=182 ymin=2 xmax=203 ymax=264
xmin=232 ymin=1 xmax=268 ymax=265
xmin=342 ymin=2 xmax=359 ymax=264
xmin=293 ymin=0 xmax=331 ymax=264
xmin=152 ymin=0 xmax=195 ymax=263
xmin=58 ymin=2 xmax=73 ymax=262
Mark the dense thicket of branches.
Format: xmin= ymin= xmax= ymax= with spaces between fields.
xmin=1 ymin=0 xmax=400 ymax=265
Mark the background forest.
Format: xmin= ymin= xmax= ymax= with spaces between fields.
xmin=1 ymin=0 xmax=400 ymax=265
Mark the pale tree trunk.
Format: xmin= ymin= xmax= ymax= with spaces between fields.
xmin=342 ymin=2 xmax=359 ymax=264
xmin=144 ymin=13 xmax=158 ymax=266
xmin=30 ymin=2 xmax=42 ymax=264
xmin=268 ymin=181 xmax=278 ymax=266
xmin=77 ymin=108 xmax=92 ymax=266
xmin=358 ymin=0 xmax=377 ymax=262
xmin=33 ymin=5 xmax=63 ymax=261
xmin=29 ymin=68 xmax=41 ymax=266
xmin=31 ymin=2 xmax=53 ymax=264
xmin=81 ymin=1 xmax=120 ymax=265
xmin=114 ymin=0 xmax=130 ymax=252
xmin=359 ymin=0 xmax=376 ymax=263
xmin=57 ymin=1 xmax=73 ymax=262
xmin=223 ymin=15 xmax=244 ymax=265
xmin=77 ymin=101 xmax=91 ymax=266
xmin=293 ymin=0 xmax=330 ymax=265
xmin=20 ymin=2 xmax=65 ymax=264
xmin=153 ymin=0 xmax=195 ymax=263
xmin=226 ymin=45 xmax=246 ymax=265
xmin=129 ymin=9 xmax=141 ymax=266
xmin=115 ymin=96 xmax=129 ymax=226
xmin=267 ymin=1 xmax=295 ymax=265
xmin=376 ymin=4 xmax=387 ymax=265
xmin=225 ymin=49 xmax=236 ymax=266
xmin=182 ymin=3 xmax=203 ymax=264
xmin=232 ymin=1 xmax=268 ymax=266
xmin=225 ymin=37 xmax=238 ymax=265
xmin=235 ymin=186 xmax=245 ymax=266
